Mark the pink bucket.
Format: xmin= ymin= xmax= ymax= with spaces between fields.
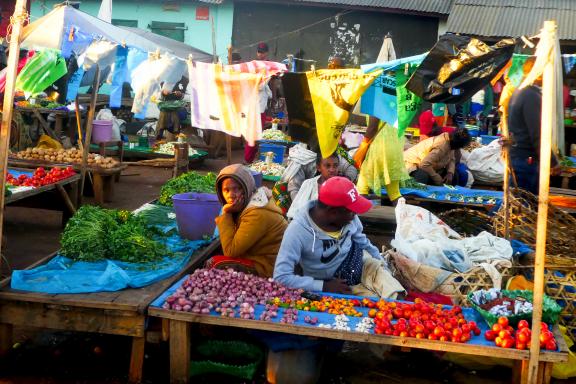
xmin=91 ymin=120 xmax=113 ymax=143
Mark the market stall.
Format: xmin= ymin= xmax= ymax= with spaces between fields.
xmin=5 ymin=166 xmax=80 ymax=224
xmin=148 ymin=269 xmax=569 ymax=384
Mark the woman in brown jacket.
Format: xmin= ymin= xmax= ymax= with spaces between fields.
xmin=206 ymin=164 xmax=287 ymax=277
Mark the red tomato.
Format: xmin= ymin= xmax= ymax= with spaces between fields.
xmin=396 ymin=322 xmax=407 ymax=332
xmin=453 ymin=328 xmax=463 ymax=338
xmin=495 ymin=337 xmax=504 ymax=347
xmin=428 ymin=334 xmax=438 ymax=341
xmin=415 ymin=333 xmax=425 ymax=339
xmin=501 ymin=338 xmax=515 ymax=349
xmin=516 ymin=341 xmax=527 ymax=350
xmin=399 ymin=331 xmax=409 ymax=337
xmin=539 ymin=331 xmax=553 ymax=345
xmin=517 ymin=320 xmax=529 ymax=330
xmin=541 ymin=322 xmax=549 ymax=331
xmin=473 ymin=327 xmax=481 ymax=336
xmin=461 ymin=324 xmax=471 ymax=333
xmin=433 ymin=326 xmax=445 ymax=337
xmin=491 ymin=323 xmax=502 ymax=333
xmin=517 ymin=332 xmax=530 ymax=344
xmin=460 ymin=334 xmax=470 ymax=343
xmin=414 ymin=324 xmax=425 ymax=333
xmin=368 ymin=309 xmax=377 ymax=318
xmin=499 ymin=330 xmax=512 ymax=339
xmin=545 ymin=340 xmax=557 ymax=351
xmin=497 ymin=317 xmax=509 ymax=328
xmin=439 ymin=335 xmax=449 ymax=342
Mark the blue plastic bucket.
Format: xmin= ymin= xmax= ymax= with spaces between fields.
xmin=172 ymin=193 xmax=221 ymax=240
xmin=259 ymin=143 xmax=285 ymax=163
xmin=250 ymin=170 xmax=263 ymax=188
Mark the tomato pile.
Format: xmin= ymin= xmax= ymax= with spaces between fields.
xmin=6 ymin=166 xmax=76 ymax=187
xmin=368 ymin=298 xmax=481 ymax=342
xmin=484 ymin=317 xmax=558 ymax=350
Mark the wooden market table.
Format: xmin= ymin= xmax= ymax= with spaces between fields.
xmin=0 ymin=239 xmax=220 ymax=383
xmin=149 ymin=305 xmax=569 ymax=384
xmin=14 ymin=106 xmax=86 ymax=143
xmin=5 ymin=169 xmax=80 ymax=225
xmin=7 ymin=158 xmax=127 ymax=206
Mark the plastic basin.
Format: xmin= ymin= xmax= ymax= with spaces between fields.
xmin=172 ymin=193 xmax=221 ymax=240
xmin=92 ymin=120 xmax=113 ymax=143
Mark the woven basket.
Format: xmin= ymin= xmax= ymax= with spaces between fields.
xmin=387 ymin=250 xmax=511 ymax=306
xmin=438 ymin=208 xmax=495 ymax=237
xmin=493 ymin=189 xmax=576 ymax=338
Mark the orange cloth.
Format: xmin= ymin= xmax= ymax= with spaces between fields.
xmin=353 ymin=137 xmax=372 ymax=169
xmin=506 ymin=275 xmax=534 ymax=291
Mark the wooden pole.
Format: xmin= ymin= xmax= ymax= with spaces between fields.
xmin=79 ymin=65 xmax=101 ymax=205
xmin=0 ymin=0 xmax=28 ymax=267
xmin=74 ymin=96 xmax=84 ymax=152
xmin=527 ymin=20 xmax=556 ymax=384
xmin=501 ymin=112 xmax=510 ymax=239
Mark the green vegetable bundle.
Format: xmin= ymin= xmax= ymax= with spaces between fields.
xmin=158 ymin=171 xmax=217 ymax=206
xmin=60 ymin=205 xmax=171 ymax=263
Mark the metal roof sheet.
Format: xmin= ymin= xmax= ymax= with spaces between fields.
xmin=446 ymin=3 xmax=576 ymax=40
xmin=289 ymin=0 xmax=452 ymax=15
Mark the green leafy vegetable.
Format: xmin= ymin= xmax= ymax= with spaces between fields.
xmin=60 ymin=205 xmax=171 ymax=263
xmin=158 ymin=171 xmax=217 ymax=206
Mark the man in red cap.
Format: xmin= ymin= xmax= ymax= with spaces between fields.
xmin=256 ymin=42 xmax=269 ymax=61
xmin=273 ymin=176 xmax=382 ymax=294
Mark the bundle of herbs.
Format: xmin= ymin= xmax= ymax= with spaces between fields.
xmin=158 ymin=171 xmax=217 ymax=207
xmin=60 ymin=205 xmax=171 ymax=263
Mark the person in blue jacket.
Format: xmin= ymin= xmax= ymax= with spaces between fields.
xmin=273 ymin=176 xmax=381 ymax=294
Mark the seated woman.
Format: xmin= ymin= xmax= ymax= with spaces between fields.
xmin=286 ymin=151 xmax=339 ymax=219
xmin=403 ymin=128 xmax=471 ymax=186
xmin=207 ymin=164 xmax=287 ymax=277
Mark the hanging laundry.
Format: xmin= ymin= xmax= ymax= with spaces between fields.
xmin=0 ymin=50 xmax=34 ymax=93
xmin=396 ymin=63 xmax=422 ymax=137
xmin=131 ymin=54 xmax=186 ymax=116
xmin=188 ymin=61 xmax=263 ymax=146
xmin=306 ymin=68 xmax=381 ymax=157
xmin=109 ymin=46 xmax=128 ymax=108
xmin=360 ymin=54 xmax=426 ymax=127
xmin=15 ymin=49 xmax=67 ymax=98
xmin=281 ymin=72 xmax=317 ymax=147
xmin=225 ymin=60 xmax=287 ymax=78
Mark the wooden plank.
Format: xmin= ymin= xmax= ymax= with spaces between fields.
xmin=56 ymin=184 xmax=77 ymax=214
xmin=169 ymin=320 xmax=191 ymax=384
xmin=148 ymin=309 xmax=568 ymax=364
xmin=0 ymin=301 xmax=145 ymax=337
xmin=128 ymin=336 xmax=146 ymax=384
xmin=358 ymin=205 xmax=396 ymax=223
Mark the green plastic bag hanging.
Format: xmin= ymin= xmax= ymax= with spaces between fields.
xmin=396 ymin=64 xmax=422 ymax=137
xmin=15 ymin=49 xmax=68 ymax=98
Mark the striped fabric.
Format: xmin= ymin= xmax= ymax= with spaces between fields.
xmin=188 ymin=61 xmax=264 ymax=146
xmin=225 ymin=60 xmax=287 ymax=79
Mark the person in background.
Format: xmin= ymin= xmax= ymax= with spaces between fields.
xmin=206 ymin=164 xmax=287 ymax=277
xmin=256 ymin=42 xmax=269 ymax=61
xmin=404 ymin=128 xmax=471 ymax=186
xmin=156 ymin=76 xmax=188 ymax=141
xmin=287 ymin=151 xmax=339 ymax=219
xmin=418 ymin=109 xmax=442 ymax=141
xmin=231 ymin=51 xmax=242 ymax=64
xmin=275 ymin=176 xmax=404 ymax=298
xmin=327 ymin=56 xmax=345 ymax=69
xmin=507 ymin=80 xmax=558 ymax=194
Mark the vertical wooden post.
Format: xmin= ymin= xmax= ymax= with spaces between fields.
xmin=0 ymin=0 xmax=28 ymax=267
xmin=527 ymin=20 xmax=557 ymax=384
xmin=79 ymin=65 xmax=101 ymax=205
xmin=500 ymin=110 xmax=511 ymax=239
xmin=173 ymin=142 xmax=189 ymax=177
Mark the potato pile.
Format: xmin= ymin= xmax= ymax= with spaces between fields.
xmin=13 ymin=148 xmax=120 ymax=169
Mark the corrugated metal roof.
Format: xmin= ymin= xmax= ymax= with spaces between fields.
xmin=289 ymin=0 xmax=452 ymax=15
xmin=454 ymin=0 xmax=576 ymax=10
xmin=446 ymin=3 xmax=576 ymax=40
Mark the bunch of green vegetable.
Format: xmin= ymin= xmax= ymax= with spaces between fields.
xmin=158 ymin=171 xmax=217 ymax=206
xmin=560 ymin=156 xmax=575 ymax=168
xmin=60 ymin=205 xmax=171 ymax=263
xmin=400 ymin=178 xmax=428 ymax=191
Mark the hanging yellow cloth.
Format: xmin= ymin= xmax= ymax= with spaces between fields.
xmin=306 ymin=69 xmax=382 ymax=157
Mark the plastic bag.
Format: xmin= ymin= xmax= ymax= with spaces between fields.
xmin=406 ymin=35 xmax=515 ymax=104
xmin=552 ymin=326 xmax=576 ymax=379
xmin=465 ymin=139 xmax=504 ymax=184
xmin=15 ymin=49 xmax=67 ymax=98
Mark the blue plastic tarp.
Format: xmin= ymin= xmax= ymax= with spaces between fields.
xmin=383 ymin=185 xmax=503 ymax=208
xmin=11 ymin=231 xmax=210 ymax=294
xmin=151 ymin=278 xmax=558 ymax=349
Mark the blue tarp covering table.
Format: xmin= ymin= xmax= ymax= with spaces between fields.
xmin=383 ymin=185 xmax=503 ymax=208
xmin=149 ymin=279 xmax=569 ymax=384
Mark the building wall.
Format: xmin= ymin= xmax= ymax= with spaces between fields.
xmin=30 ymin=0 xmax=233 ymax=61
xmin=232 ymin=2 xmax=440 ymax=67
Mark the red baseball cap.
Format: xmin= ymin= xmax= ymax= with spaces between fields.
xmin=318 ymin=176 xmax=373 ymax=214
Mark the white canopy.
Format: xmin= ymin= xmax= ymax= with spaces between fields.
xmin=21 ymin=5 xmax=211 ymax=61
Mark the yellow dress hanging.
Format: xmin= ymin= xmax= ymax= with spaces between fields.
xmin=306 ymin=69 xmax=382 ymax=157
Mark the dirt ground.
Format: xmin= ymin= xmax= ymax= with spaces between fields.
xmin=1 ymin=150 xmax=574 ymax=384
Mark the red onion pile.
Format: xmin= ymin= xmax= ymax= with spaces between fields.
xmin=162 ymin=268 xmax=304 ymax=320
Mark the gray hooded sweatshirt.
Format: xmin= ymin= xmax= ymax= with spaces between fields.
xmin=273 ymin=200 xmax=381 ymax=291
